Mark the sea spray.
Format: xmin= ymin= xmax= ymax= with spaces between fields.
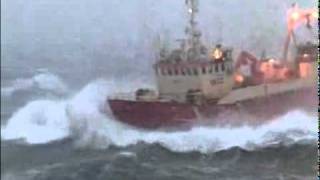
xmin=1 ymin=71 xmax=68 ymax=97
xmin=1 ymin=100 xmax=69 ymax=143
xmin=1 ymin=79 xmax=317 ymax=153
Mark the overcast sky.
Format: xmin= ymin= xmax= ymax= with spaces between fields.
xmin=1 ymin=0 xmax=317 ymax=75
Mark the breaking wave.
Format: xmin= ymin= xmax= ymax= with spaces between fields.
xmin=1 ymin=70 xmax=68 ymax=97
xmin=1 ymin=80 xmax=317 ymax=153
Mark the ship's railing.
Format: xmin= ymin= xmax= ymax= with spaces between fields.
xmin=108 ymin=92 xmax=174 ymax=102
xmin=108 ymin=93 xmax=136 ymax=101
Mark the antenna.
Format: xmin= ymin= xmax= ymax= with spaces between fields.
xmin=185 ymin=0 xmax=202 ymax=60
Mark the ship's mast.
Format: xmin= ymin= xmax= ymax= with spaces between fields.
xmin=185 ymin=0 xmax=203 ymax=61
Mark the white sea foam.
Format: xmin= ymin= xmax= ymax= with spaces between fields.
xmin=1 ymin=100 xmax=69 ymax=143
xmin=1 ymin=71 xmax=68 ymax=97
xmin=1 ymin=80 xmax=317 ymax=153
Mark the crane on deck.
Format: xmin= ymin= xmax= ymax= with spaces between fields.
xmin=234 ymin=3 xmax=318 ymax=87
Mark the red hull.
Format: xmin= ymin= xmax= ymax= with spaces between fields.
xmin=107 ymin=88 xmax=317 ymax=129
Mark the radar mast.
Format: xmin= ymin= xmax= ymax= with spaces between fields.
xmin=185 ymin=0 xmax=204 ymax=61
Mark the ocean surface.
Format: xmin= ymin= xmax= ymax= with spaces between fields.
xmin=1 ymin=66 xmax=317 ymax=180
xmin=1 ymin=1 xmax=318 ymax=178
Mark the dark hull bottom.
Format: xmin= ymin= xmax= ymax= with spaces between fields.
xmin=107 ymin=88 xmax=317 ymax=129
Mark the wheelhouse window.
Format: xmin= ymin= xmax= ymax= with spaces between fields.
xmin=181 ymin=69 xmax=186 ymax=76
xmin=221 ymin=63 xmax=225 ymax=71
xmin=174 ymin=69 xmax=179 ymax=75
xmin=209 ymin=66 xmax=213 ymax=74
xmin=187 ymin=68 xmax=192 ymax=76
xmin=215 ymin=64 xmax=219 ymax=72
xmin=202 ymin=67 xmax=206 ymax=74
xmin=193 ymin=68 xmax=198 ymax=76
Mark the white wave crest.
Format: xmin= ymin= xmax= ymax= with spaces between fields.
xmin=1 ymin=100 xmax=69 ymax=143
xmin=1 ymin=71 xmax=68 ymax=97
xmin=1 ymin=80 xmax=317 ymax=153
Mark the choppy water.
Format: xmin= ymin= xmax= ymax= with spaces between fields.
xmin=1 ymin=68 xmax=317 ymax=180
xmin=2 ymin=0 xmax=318 ymax=178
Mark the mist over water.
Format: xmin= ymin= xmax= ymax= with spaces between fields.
xmin=2 ymin=0 xmax=317 ymax=81
xmin=1 ymin=0 xmax=318 ymax=179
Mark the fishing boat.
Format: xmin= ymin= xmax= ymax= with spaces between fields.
xmin=106 ymin=1 xmax=318 ymax=128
